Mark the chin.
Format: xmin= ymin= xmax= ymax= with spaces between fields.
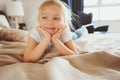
xmin=49 ymin=32 xmax=55 ymax=35
xmin=48 ymin=32 xmax=55 ymax=35
xmin=47 ymin=30 xmax=57 ymax=35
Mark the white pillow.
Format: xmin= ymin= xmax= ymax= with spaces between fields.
xmin=0 ymin=15 xmax=11 ymax=28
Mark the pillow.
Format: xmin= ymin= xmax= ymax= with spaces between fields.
xmin=0 ymin=28 xmax=29 ymax=42
xmin=0 ymin=22 xmax=8 ymax=29
xmin=72 ymin=27 xmax=88 ymax=40
xmin=0 ymin=15 xmax=11 ymax=28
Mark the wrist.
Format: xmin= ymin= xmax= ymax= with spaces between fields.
xmin=42 ymin=37 xmax=51 ymax=43
xmin=52 ymin=38 xmax=59 ymax=43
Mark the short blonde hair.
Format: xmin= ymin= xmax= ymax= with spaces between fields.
xmin=38 ymin=0 xmax=72 ymax=28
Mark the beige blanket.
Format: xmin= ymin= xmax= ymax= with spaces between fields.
xmin=0 ymin=38 xmax=120 ymax=80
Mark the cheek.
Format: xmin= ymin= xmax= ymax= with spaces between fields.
xmin=55 ymin=20 xmax=64 ymax=25
xmin=39 ymin=20 xmax=45 ymax=27
xmin=58 ymin=18 xmax=66 ymax=27
xmin=54 ymin=21 xmax=65 ymax=28
xmin=60 ymin=17 xmax=65 ymax=25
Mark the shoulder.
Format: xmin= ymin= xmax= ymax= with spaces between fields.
xmin=29 ymin=28 xmax=42 ymax=43
xmin=30 ymin=28 xmax=38 ymax=34
xmin=60 ymin=27 xmax=72 ymax=43
xmin=30 ymin=28 xmax=39 ymax=37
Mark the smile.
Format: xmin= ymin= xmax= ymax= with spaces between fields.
xmin=46 ymin=28 xmax=56 ymax=30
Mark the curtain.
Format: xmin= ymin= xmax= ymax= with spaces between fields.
xmin=61 ymin=0 xmax=84 ymax=14
xmin=61 ymin=0 xmax=85 ymax=31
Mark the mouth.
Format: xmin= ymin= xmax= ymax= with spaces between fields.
xmin=46 ymin=27 xmax=56 ymax=30
xmin=45 ymin=27 xmax=58 ymax=34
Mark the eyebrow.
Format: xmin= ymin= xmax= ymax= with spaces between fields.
xmin=41 ymin=13 xmax=61 ymax=17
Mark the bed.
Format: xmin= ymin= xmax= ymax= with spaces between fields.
xmin=0 ymin=11 xmax=120 ymax=80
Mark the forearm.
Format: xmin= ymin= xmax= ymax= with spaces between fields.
xmin=52 ymin=39 xmax=75 ymax=55
xmin=24 ymin=39 xmax=50 ymax=62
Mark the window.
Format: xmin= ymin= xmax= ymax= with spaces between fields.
xmin=84 ymin=0 xmax=97 ymax=6
xmin=102 ymin=0 xmax=120 ymax=4
xmin=84 ymin=0 xmax=120 ymax=21
xmin=84 ymin=7 xmax=99 ymax=21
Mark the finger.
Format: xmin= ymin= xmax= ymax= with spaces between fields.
xmin=37 ymin=26 xmax=41 ymax=31
xmin=57 ymin=28 xmax=64 ymax=35
xmin=60 ymin=27 xmax=66 ymax=33
xmin=57 ymin=26 xmax=65 ymax=31
xmin=37 ymin=27 xmax=45 ymax=35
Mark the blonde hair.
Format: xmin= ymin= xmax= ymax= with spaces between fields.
xmin=38 ymin=0 xmax=72 ymax=29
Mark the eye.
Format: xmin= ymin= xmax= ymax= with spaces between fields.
xmin=42 ymin=16 xmax=47 ymax=19
xmin=53 ymin=17 xmax=60 ymax=21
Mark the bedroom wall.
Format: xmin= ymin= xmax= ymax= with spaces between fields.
xmin=21 ymin=0 xmax=42 ymax=30
xmin=0 ymin=0 xmax=42 ymax=30
xmin=0 ymin=0 xmax=120 ymax=32
xmin=0 ymin=0 xmax=6 ymax=12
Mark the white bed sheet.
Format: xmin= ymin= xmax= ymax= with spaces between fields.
xmin=74 ymin=33 xmax=120 ymax=55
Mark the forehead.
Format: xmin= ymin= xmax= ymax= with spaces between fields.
xmin=40 ymin=1 xmax=60 ymax=9
xmin=40 ymin=3 xmax=63 ymax=16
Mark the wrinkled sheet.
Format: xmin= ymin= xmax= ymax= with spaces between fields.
xmin=0 ymin=33 xmax=120 ymax=80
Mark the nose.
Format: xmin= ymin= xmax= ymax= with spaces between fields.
xmin=48 ymin=19 xmax=53 ymax=25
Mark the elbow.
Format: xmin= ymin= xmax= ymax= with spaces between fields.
xmin=23 ymin=56 xmax=31 ymax=63
xmin=61 ymin=51 xmax=76 ymax=56
xmin=23 ymin=57 xmax=30 ymax=62
xmin=71 ymin=51 xmax=77 ymax=55
xmin=23 ymin=56 xmax=38 ymax=63
xmin=74 ymin=51 xmax=79 ymax=55
xmin=67 ymin=50 xmax=78 ymax=55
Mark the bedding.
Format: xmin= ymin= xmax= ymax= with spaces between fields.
xmin=74 ymin=33 xmax=120 ymax=55
xmin=0 ymin=28 xmax=29 ymax=42
xmin=0 ymin=10 xmax=29 ymax=42
xmin=0 ymin=33 xmax=120 ymax=80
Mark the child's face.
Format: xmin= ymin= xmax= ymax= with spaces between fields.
xmin=39 ymin=4 xmax=65 ymax=35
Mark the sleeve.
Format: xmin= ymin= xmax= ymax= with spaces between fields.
xmin=29 ymin=28 xmax=42 ymax=43
xmin=60 ymin=27 xmax=72 ymax=43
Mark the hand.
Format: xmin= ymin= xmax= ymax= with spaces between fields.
xmin=37 ymin=26 xmax=51 ymax=41
xmin=52 ymin=25 xmax=66 ymax=41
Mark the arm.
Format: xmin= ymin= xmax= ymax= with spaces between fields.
xmin=23 ymin=37 xmax=50 ymax=62
xmin=52 ymin=27 xmax=77 ymax=55
xmin=52 ymin=39 xmax=77 ymax=55
xmin=23 ymin=27 xmax=51 ymax=62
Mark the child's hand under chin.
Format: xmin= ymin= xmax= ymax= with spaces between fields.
xmin=37 ymin=26 xmax=51 ymax=40
xmin=52 ymin=24 xmax=66 ymax=40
